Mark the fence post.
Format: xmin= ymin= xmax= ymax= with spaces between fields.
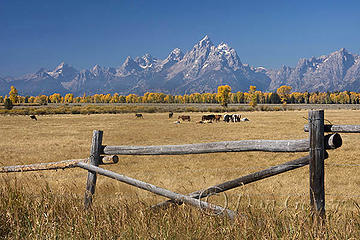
xmin=308 ymin=110 xmax=325 ymax=218
xmin=84 ymin=130 xmax=103 ymax=209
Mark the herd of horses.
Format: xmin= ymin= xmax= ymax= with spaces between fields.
xmin=135 ymin=112 xmax=248 ymax=123
xmin=29 ymin=112 xmax=247 ymax=123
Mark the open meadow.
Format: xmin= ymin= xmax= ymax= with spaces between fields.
xmin=1 ymin=109 xmax=360 ymax=239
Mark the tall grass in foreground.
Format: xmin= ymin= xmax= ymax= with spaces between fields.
xmin=1 ymin=182 xmax=359 ymax=239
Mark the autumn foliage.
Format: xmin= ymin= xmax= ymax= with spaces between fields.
xmin=216 ymin=85 xmax=232 ymax=107
xmin=2 ymin=85 xmax=360 ymax=106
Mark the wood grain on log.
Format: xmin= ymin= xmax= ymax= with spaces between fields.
xmin=305 ymin=124 xmax=360 ymax=133
xmin=103 ymin=139 xmax=311 ymax=155
xmin=102 ymin=135 xmax=341 ymax=155
xmin=308 ymin=110 xmax=325 ymax=218
xmin=77 ymin=162 xmax=236 ymax=219
xmin=84 ymin=130 xmax=103 ymax=209
xmin=0 ymin=155 xmax=118 ymax=173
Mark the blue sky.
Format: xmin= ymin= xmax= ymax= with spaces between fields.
xmin=1 ymin=0 xmax=360 ymax=77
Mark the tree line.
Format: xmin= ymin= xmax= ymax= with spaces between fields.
xmin=2 ymin=85 xmax=360 ymax=107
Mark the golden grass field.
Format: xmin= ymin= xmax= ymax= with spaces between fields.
xmin=1 ymin=109 xmax=360 ymax=238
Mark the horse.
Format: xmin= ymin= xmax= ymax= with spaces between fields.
xmin=178 ymin=115 xmax=191 ymax=121
xmin=232 ymin=114 xmax=241 ymax=122
xmin=30 ymin=115 xmax=37 ymax=121
xmin=214 ymin=115 xmax=222 ymax=122
xmin=223 ymin=114 xmax=232 ymax=123
xmin=202 ymin=114 xmax=215 ymax=122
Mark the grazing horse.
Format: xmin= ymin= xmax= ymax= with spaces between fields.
xmin=202 ymin=114 xmax=215 ymax=122
xmin=30 ymin=115 xmax=37 ymax=121
xmin=232 ymin=114 xmax=241 ymax=122
xmin=223 ymin=114 xmax=232 ymax=123
xmin=214 ymin=115 xmax=222 ymax=122
xmin=178 ymin=115 xmax=191 ymax=121
xmin=169 ymin=112 xmax=174 ymax=118
xmin=135 ymin=113 xmax=143 ymax=118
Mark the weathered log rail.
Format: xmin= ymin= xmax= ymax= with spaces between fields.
xmin=0 ymin=155 xmax=119 ymax=173
xmin=0 ymin=134 xmax=341 ymax=173
xmin=304 ymin=124 xmax=360 ymax=133
xmin=102 ymin=133 xmax=341 ymax=155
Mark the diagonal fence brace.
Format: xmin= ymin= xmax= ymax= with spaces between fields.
xmin=152 ymin=152 xmax=330 ymax=210
xmin=77 ymin=162 xmax=237 ymax=220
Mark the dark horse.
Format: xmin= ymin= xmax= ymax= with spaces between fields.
xmin=178 ymin=115 xmax=191 ymax=121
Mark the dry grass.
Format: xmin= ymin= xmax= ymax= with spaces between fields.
xmin=1 ymin=110 xmax=360 ymax=238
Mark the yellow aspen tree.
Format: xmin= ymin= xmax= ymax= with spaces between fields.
xmin=276 ymin=85 xmax=292 ymax=105
xmin=29 ymin=96 xmax=35 ymax=103
xmin=216 ymin=85 xmax=232 ymax=107
xmin=142 ymin=92 xmax=150 ymax=103
xmin=110 ymin=93 xmax=120 ymax=103
xmin=256 ymin=90 xmax=264 ymax=103
xmin=248 ymin=85 xmax=258 ymax=108
xmin=64 ymin=93 xmax=74 ymax=103
xmin=9 ymin=86 xmax=19 ymax=103
xmin=35 ymin=95 xmax=48 ymax=105
xmin=49 ymin=93 xmax=61 ymax=103
xmin=104 ymin=94 xmax=112 ymax=103
xmin=164 ymin=95 xmax=171 ymax=103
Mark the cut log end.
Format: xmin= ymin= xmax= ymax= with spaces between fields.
xmin=324 ymin=133 xmax=342 ymax=149
xmin=100 ymin=155 xmax=119 ymax=164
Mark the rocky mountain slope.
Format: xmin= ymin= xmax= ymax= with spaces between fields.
xmin=1 ymin=36 xmax=359 ymax=96
xmin=267 ymin=48 xmax=360 ymax=92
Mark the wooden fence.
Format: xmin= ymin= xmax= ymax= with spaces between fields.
xmin=2 ymin=109 xmax=358 ymax=220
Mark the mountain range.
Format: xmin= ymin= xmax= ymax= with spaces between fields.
xmin=1 ymin=36 xmax=360 ymax=96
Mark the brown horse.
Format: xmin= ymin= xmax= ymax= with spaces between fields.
xmin=178 ymin=115 xmax=191 ymax=121
xmin=202 ymin=114 xmax=215 ymax=122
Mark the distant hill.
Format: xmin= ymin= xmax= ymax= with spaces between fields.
xmin=1 ymin=36 xmax=359 ymax=96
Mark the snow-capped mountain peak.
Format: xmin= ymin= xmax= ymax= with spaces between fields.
xmin=90 ymin=64 xmax=103 ymax=76
xmin=119 ymin=56 xmax=142 ymax=74
xmin=2 ymin=36 xmax=359 ymax=97
xmin=217 ymin=42 xmax=229 ymax=50
xmin=159 ymin=48 xmax=184 ymax=70
xmin=135 ymin=53 xmax=157 ymax=69
xmin=268 ymin=48 xmax=360 ymax=92
xmin=167 ymin=48 xmax=184 ymax=61
xmin=198 ymin=35 xmax=213 ymax=48
xmin=48 ymin=62 xmax=78 ymax=80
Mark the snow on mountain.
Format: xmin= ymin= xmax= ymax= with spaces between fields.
xmin=1 ymin=36 xmax=359 ymax=96
xmin=268 ymin=48 xmax=360 ymax=92
xmin=47 ymin=62 xmax=78 ymax=81
xmin=9 ymin=67 xmax=67 ymax=95
xmin=159 ymin=48 xmax=184 ymax=70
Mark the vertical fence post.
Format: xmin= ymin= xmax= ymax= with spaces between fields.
xmin=84 ymin=130 xmax=103 ymax=209
xmin=308 ymin=110 xmax=325 ymax=218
